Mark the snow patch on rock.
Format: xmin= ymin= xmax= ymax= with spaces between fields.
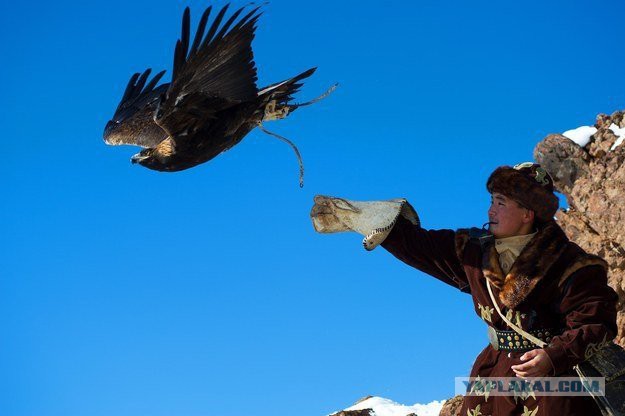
xmin=562 ymin=125 xmax=597 ymax=147
xmin=608 ymin=123 xmax=625 ymax=150
xmin=561 ymin=123 xmax=625 ymax=151
xmin=341 ymin=396 xmax=444 ymax=416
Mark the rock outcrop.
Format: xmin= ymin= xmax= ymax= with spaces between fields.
xmin=332 ymin=410 xmax=373 ymax=416
xmin=438 ymin=395 xmax=463 ymax=416
xmin=534 ymin=109 xmax=625 ymax=346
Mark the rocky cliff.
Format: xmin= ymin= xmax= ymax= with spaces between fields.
xmin=534 ymin=110 xmax=625 ymax=346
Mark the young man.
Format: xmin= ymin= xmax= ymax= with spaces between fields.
xmin=378 ymin=162 xmax=618 ymax=415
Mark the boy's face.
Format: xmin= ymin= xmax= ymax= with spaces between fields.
xmin=488 ymin=192 xmax=534 ymax=238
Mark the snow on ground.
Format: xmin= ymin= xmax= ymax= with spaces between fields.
xmin=561 ymin=124 xmax=625 ymax=150
xmin=608 ymin=123 xmax=625 ymax=150
xmin=340 ymin=396 xmax=445 ymax=416
xmin=562 ymin=125 xmax=597 ymax=147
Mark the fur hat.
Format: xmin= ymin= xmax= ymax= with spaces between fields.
xmin=486 ymin=162 xmax=559 ymax=222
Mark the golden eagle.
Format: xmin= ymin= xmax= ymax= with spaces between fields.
xmin=103 ymin=4 xmax=335 ymax=186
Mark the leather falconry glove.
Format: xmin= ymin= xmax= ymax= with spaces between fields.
xmin=310 ymin=195 xmax=420 ymax=250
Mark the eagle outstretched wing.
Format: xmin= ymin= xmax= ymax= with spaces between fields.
xmin=154 ymin=4 xmax=261 ymax=138
xmin=104 ymin=68 xmax=169 ymax=148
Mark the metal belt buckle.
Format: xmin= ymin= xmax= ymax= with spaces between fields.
xmin=487 ymin=326 xmax=500 ymax=350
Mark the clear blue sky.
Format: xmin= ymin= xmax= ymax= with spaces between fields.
xmin=3 ymin=1 xmax=625 ymax=415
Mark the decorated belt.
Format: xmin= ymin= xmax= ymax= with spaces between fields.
xmin=487 ymin=327 xmax=561 ymax=352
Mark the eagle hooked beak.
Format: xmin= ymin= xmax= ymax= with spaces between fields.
xmin=131 ymin=153 xmax=149 ymax=164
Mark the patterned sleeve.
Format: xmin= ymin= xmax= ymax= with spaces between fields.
xmin=380 ymin=214 xmax=470 ymax=292
xmin=543 ymin=265 xmax=619 ymax=375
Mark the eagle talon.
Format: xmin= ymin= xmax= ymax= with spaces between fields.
xmin=262 ymin=100 xmax=291 ymax=121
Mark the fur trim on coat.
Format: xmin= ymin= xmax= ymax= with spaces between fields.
xmin=455 ymin=221 xmax=607 ymax=309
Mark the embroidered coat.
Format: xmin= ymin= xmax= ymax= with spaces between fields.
xmin=381 ymin=215 xmax=618 ymax=416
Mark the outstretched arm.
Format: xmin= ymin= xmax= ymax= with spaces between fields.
xmin=381 ymin=215 xmax=470 ymax=292
xmin=310 ymin=195 xmax=469 ymax=292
